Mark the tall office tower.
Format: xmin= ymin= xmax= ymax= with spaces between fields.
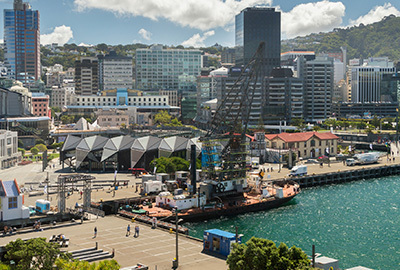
xmin=98 ymin=51 xmax=133 ymax=91
xmin=304 ymin=57 xmax=334 ymax=122
xmin=235 ymin=7 xmax=281 ymax=76
xmin=264 ymin=68 xmax=304 ymax=125
xmin=351 ymin=66 xmax=396 ymax=103
xmin=135 ymin=45 xmax=202 ymax=90
xmin=4 ymin=0 xmax=40 ymax=84
xmin=74 ymin=57 xmax=98 ymax=96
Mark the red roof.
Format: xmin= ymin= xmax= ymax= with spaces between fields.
xmin=265 ymin=132 xmax=338 ymax=143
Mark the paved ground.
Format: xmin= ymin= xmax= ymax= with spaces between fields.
xmin=0 ymin=216 xmax=227 ymax=269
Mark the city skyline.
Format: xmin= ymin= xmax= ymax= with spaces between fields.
xmin=0 ymin=0 xmax=399 ymax=47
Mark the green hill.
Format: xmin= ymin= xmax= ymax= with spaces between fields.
xmin=281 ymin=15 xmax=400 ymax=62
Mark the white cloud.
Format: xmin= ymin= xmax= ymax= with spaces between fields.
xmin=0 ymin=39 xmax=3 ymax=44
xmin=281 ymin=1 xmax=346 ymax=39
xmin=78 ymin=43 xmax=93 ymax=47
xmin=138 ymin=28 xmax=152 ymax=41
xmin=74 ymin=0 xmax=272 ymax=31
xmin=182 ymin=30 xmax=215 ymax=47
xmin=41 ymin=25 xmax=73 ymax=45
xmin=349 ymin=3 xmax=400 ymax=26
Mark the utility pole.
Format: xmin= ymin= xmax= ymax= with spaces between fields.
xmin=278 ymin=146 xmax=281 ymax=173
xmin=45 ymin=172 xmax=49 ymax=201
xmin=172 ymin=207 xmax=179 ymax=269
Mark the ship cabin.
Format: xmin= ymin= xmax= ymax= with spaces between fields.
xmin=155 ymin=192 xmax=206 ymax=211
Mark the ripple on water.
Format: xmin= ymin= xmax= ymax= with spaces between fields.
xmin=185 ymin=176 xmax=400 ymax=270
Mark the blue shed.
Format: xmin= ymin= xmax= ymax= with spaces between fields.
xmin=203 ymin=229 xmax=241 ymax=257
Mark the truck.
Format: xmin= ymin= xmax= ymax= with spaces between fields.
xmin=143 ymin=180 xmax=167 ymax=194
xmin=346 ymin=153 xmax=380 ymax=166
xmin=289 ymin=165 xmax=307 ymax=177
xmin=251 ymin=157 xmax=260 ymax=170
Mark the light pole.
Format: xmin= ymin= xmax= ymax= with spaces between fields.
xmin=173 ymin=206 xmax=183 ymax=269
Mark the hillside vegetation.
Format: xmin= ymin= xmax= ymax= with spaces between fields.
xmin=282 ymin=15 xmax=400 ymax=61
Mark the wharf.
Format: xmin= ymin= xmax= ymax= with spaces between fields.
xmin=261 ymin=158 xmax=400 ymax=188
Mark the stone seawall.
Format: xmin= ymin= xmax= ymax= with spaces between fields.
xmin=287 ymin=164 xmax=400 ymax=188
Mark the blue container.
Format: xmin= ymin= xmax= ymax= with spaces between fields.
xmin=203 ymin=229 xmax=241 ymax=257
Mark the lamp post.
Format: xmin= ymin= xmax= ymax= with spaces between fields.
xmin=173 ymin=206 xmax=183 ymax=269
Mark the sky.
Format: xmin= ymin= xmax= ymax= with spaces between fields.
xmin=0 ymin=0 xmax=399 ymax=47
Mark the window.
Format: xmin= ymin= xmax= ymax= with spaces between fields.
xmin=311 ymin=140 xmax=315 ymax=147
xmin=8 ymin=197 xmax=17 ymax=209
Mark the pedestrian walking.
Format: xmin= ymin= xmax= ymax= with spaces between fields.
xmin=152 ymin=217 xmax=157 ymax=229
xmin=126 ymin=224 xmax=131 ymax=236
xmin=94 ymin=227 xmax=97 ymax=238
xmin=134 ymin=225 xmax=139 ymax=237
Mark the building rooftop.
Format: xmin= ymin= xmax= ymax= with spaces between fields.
xmin=265 ymin=132 xmax=339 ymax=142
xmin=205 ymin=229 xmax=236 ymax=239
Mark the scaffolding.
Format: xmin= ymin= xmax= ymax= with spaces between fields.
xmin=57 ymin=174 xmax=95 ymax=213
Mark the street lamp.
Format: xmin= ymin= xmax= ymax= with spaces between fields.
xmin=172 ymin=206 xmax=183 ymax=269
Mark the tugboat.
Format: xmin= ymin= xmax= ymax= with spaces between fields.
xmin=144 ymin=179 xmax=300 ymax=222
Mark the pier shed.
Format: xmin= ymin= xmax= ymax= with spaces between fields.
xmin=203 ymin=229 xmax=241 ymax=257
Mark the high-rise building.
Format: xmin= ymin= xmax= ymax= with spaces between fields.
xmin=98 ymin=51 xmax=133 ymax=91
xmin=264 ymin=68 xmax=304 ymax=124
xmin=351 ymin=66 xmax=396 ymax=103
xmin=304 ymin=57 xmax=334 ymax=122
xmin=74 ymin=57 xmax=98 ymax=96
xmin=4 ymin=0 xmax=40 ymax=84
xmin=235 ymin=7 xmax=280 ymax=76
xmin=135 ymin=45 xmax=202 ymax=90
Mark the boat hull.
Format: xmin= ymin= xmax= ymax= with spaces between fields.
xmin=164 ymin=194 xmax=297 ymax=222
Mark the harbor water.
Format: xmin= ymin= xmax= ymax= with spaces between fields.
xmin=185 ymin=176 xmax=400 ymax=270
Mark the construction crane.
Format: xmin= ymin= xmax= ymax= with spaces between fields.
xmin=201 ymin=42 xmax=265 ymax=194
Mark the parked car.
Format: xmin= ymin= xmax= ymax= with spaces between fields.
xmin=305 ymin=159 xmax=319 ymax=164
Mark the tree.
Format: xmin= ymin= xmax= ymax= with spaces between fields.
xmin=371 ymin=115 xmax=381 ymax=129
xmin=149 ymin=156 xmax=190 ymax=173
xmin=292 ymin=118 xmax=305 ymax=131
xmin=61 ymin=115 xmax=74 ymax=124
xmin=154 ymin=110 xmax=172 ymax=125
xmin=4 ymin=238 xmax=70 ymax=270
xmin=55 ymin=259 xmax=119 ymax=270
xmin=30 ymin=147 xmax=39 ymax=155
xmin=227 ymin=237 xmax=310 ymax=270
xmin=312 ymin=125 xmax=321 ymax=132
xmin=35 ymin=144 xmax=47 ymax=152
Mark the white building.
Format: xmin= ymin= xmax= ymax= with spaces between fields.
xmin=0 ymin=130 xmax=21 ymax=169
xmin=98 ymin=51 xmax=133 ymax=91
xmin=0 ymin=180 xmax=29 ymax=221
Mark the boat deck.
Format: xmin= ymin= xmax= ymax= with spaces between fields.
xmin=144 ymin=183 xmax=299 ymax=219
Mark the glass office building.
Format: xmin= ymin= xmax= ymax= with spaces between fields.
xmin=3 ymin=0 xmax=40 ymax=84
xmin=235 ymin=7 xmax=280 ymax=77
xmin=135 ymin=45 xmax=201 ymax=90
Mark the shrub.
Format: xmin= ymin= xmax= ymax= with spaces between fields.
xmin=30 ymin=147 xmax=39 ymax=155
xmin=18 ymin=148 xmax=25 ymax=156
xmin=35 ymin=144 xmax=47 ymax=152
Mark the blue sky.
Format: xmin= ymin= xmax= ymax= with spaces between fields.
xmin=0 ymin=0 xmax=399 ymax=47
